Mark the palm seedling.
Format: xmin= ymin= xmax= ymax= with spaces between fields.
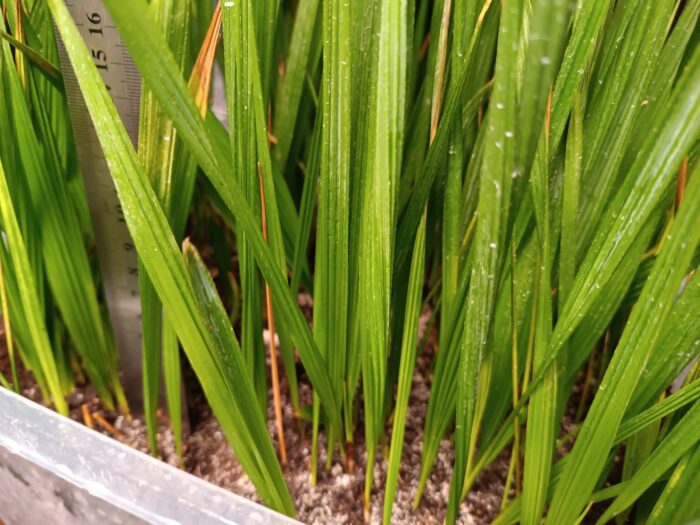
xmin=0 ymin=0 xmax=699 ymax=523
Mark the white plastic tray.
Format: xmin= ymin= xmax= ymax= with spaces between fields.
xmin=0 ymin=387 xmax=298 ymax=525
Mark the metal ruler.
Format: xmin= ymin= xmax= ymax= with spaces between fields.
xmin=56 ymin=0 xmax=143 ymax=406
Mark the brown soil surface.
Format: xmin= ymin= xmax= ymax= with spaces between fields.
xmin=0 ymin=313 xmax=513 ymax=524
xmin=3 ymin=302 xmax=615 ymax=524
xmin=182 ymin=346 xmax=509 ymax=525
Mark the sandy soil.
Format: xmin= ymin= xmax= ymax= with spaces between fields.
xmin=0 ymin=312 xmax=514 ymax=524
xmin=182 ymin=351 xmax=509 ymax=524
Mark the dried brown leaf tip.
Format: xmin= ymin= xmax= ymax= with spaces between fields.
xmin=188 ymin=2 xmax=222 ymax=117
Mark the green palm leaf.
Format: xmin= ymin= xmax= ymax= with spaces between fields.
xmin=548 ymin=50 xmax=700 ymax=518
xmin=47 ymin=0 xmax=293 ymax=510
xmin=98 ymin=0 xmax=342 ymax=430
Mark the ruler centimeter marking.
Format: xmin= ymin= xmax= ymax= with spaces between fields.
xmin=56 ymin=0 xmax=143 ymax=406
